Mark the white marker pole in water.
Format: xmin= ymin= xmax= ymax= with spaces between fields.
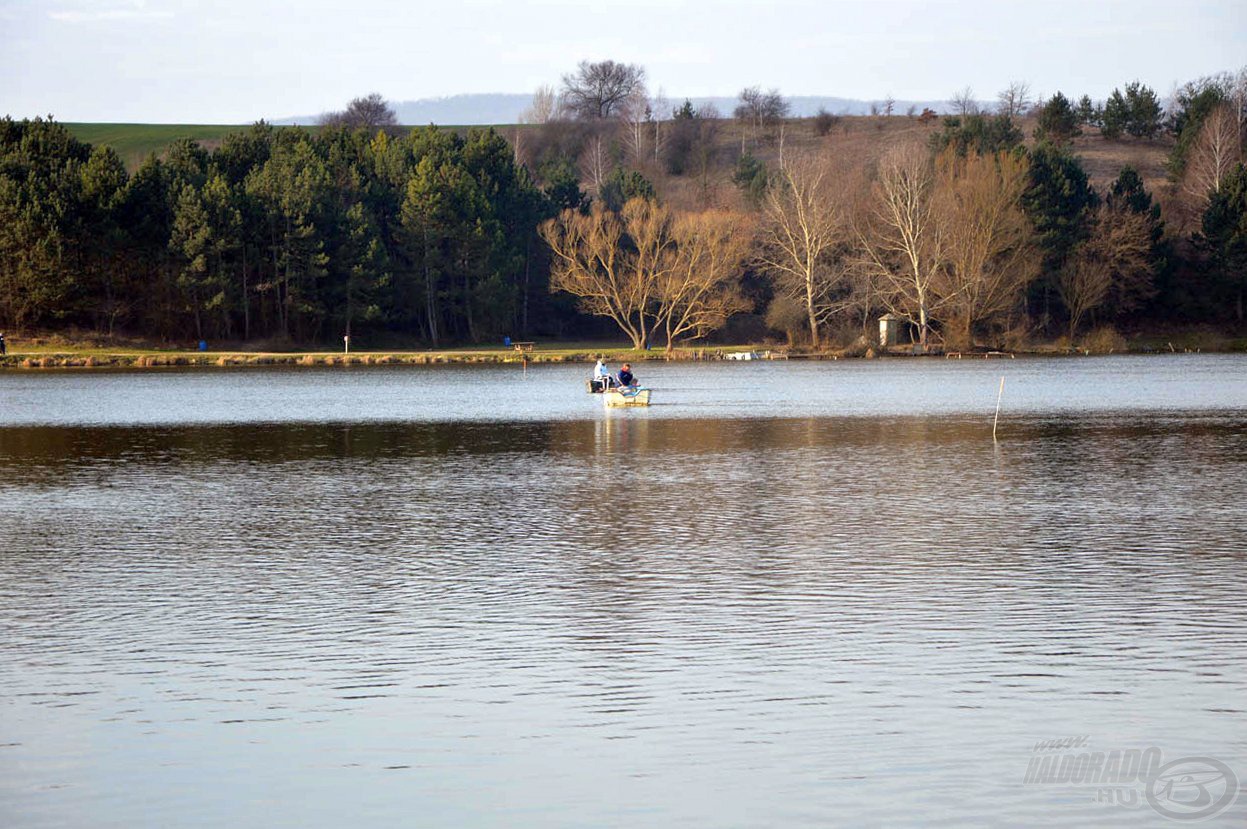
xmin=993 ymin=376 xmax=1005 ymax=442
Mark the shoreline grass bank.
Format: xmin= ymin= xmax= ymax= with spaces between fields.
xmin=2 ymin=324 xmax=1243 ymax=370
xmin=0 ymin=344 xmax=772 ymax=370
xmin=2 ymin=338 xmax=1241 ymax=370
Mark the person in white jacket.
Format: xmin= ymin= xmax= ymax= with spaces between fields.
xmin=592 ymin=359 xmax=616 ymax=391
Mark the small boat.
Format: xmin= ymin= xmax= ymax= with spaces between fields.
xmin=603 ymin=387 xmax=651 ymax=407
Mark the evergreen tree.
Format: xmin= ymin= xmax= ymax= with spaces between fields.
xmin=1022 ymin=145 xmax=1099 ymax=327
xmin=599 ymin=167 xmax=655 ymax=211
xmin=1101 ymin=89 xmax=1129 ymax=139
xmin=1076 ymin=95 xmax=1100 ymax=127
xmin=732 ymin=152 xmax=768 ymax=209
xmin=246 ymin=135 xmax=331 ymax=340
xmin=1034 ymin=92 xmax=1082 ymax=145
xmin=931 ymin=114 xmax=1024 ymax=156
xmin=0 ymin=117 xmax=94 ymax=329
xmin=339 ymin=201 xmax=390 ymax=339
xmin=1023 ymin=145 xmax=1099 ymax=268
xmin=539 ymin=158 xmax=588 ymax=214
xmin=1168 ymin=80 xmax=1229 ymax=178
xmin=1123 ymin=82 xmax=1164 ymax=138
xmin=1199 ymin=163 xmax=1247 ymax=322
xmin=77 ymin=145 xmax=130 ymax=332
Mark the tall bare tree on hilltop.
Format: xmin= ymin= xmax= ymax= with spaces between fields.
xmin=949 ymin=86 xmax=979 ymax=117
xmin=619 ymin=86 xmax=652 ymax=163
xmin=997 ymin=81 xmax=1032 ymax=118
xmin=735 ymin=87 xmax=789 ymax=146
xmin=561 ymin=60 xmax=646 ymax=120
xmin=521 ymin=85 xmax=563 ymax=124
xmin=318 ymin=93 xmax=398 ymax=129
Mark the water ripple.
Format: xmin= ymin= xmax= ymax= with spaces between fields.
xmin=0 ymin=366 xmax=1245 ymax=827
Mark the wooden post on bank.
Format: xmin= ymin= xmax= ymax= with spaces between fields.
xmin=993 ymin=376 xmax=1005 ymax=442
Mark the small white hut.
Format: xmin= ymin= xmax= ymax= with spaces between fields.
xmin=878 ymin=313 xmax=904 ymax=348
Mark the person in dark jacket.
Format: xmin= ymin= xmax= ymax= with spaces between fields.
xmin=618 ymin=363 xmax=635 ymax=388
xmin=0 ymin=332 xmax=6 ymax=355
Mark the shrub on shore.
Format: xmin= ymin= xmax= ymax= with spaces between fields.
xmin=1083 ymin=326 xmax=1129 ymax=353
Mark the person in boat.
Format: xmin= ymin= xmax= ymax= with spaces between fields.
xmin=593 ymin=359 xmax=614 ymax=390
xmin=617 ymin=363 xmax=636 ymax=388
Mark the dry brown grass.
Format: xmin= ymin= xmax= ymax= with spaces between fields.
xmin=633 ymin=114 xmax=1175 ymax=217
xmin=1066 ymin=130 xmax=1172 ymax=196
xmin=614 ymin=116 xmax=943 ymax=213
xmin=1082 ymin=325 xmax=1129 ymax=354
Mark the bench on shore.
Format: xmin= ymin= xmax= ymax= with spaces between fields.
xmin=511 ymin=341 xmax=535 ymax=353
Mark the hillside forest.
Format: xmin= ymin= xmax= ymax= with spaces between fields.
xmin=2 ymin=62 xmax=1247 ymax=351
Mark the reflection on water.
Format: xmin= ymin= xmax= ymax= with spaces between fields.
xmin=1 ymin=362 xmax=1246 ymax=827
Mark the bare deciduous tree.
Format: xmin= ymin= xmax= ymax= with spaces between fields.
xmin=651 ymin=89 xmax=670 ymax=166
xmin=318 ymin=93 xmax=398 ymax=129
xmin=691 ymin=103 xmax=722 ymax=208
xmin=618 ymin=87 xmax=651 ymax=164
xmin=1183 ymin=103 xmax=1243 ymax=208
xmin=621 ymin=197 xmax=676 ymax=349
xmin=932 ymin=149 xmax=1037 ymax=346
xmin=757 ymin=151 xmax=854 ymax=348
xmin=949 ymin=87 xmax=979 ymax=117
xmin=658 ymin=210 xmax=753 ymax=351
xmin=542 ymin=204 xmax=630 ymax=341
xmin=1229 ymin=65 xmax=1247 ymax=127
xmin=541 ymin=198 xmax=671 ymax=348
xmin=996 ymin=81 xmax=1032 ymax=118
xmin=521 ymin=85 xmax=562 ymax=124
xmin=1059 ymin=204 xmax=1154 ymax=338
xmin=579 ymin=133 xmax=610 ymax=195
xmin=812 ymin=108 xmax=839 ymax=136
xmin=734 ymin=87 xmax=790 ymax=145
xmin=542 ymin=198 xmax=751 ymax=351
xmin=857 ymin=142 xmax=947 ymax=348
xmin=561 ymin=60 xmax=646 ymax=120
xmin=882 ymin=94 xmax=896 ymax=117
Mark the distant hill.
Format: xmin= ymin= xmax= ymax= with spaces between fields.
xmin=276 ymin=93 xmax=961 ymax=126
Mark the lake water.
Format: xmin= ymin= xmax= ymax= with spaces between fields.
xmin=2 ymin=355 xmax=1246 ymax=827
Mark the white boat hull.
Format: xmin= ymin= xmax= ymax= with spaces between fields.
xmin=603 ymin=388 xmax=651 ymax=407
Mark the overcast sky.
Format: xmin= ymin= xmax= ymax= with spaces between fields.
xmin=2 ymin=0 xmax=1244 ymax=123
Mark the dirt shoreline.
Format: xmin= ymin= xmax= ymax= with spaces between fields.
xmin=0 ymin=343 xmax=1230 ymax=370
xmin=0 ymin=348 xmax=760 ymax=369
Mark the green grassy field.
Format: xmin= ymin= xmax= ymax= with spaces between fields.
xmin=64 ymin=122 xmax=510 ymax=169
xmin=65 ymin=123 xmax=252 ymax=168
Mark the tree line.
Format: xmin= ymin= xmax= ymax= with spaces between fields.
xmin=2 ymin=61 xmax=1246 ymax=350
xmin=535 ymin=63 xmax=1247 ymax=350
xmin=0 ymin=116 xmax=586 ymax=345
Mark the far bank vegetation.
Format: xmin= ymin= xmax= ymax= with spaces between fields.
xmin=4 ymin=62 xmax=1247 ymax=352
